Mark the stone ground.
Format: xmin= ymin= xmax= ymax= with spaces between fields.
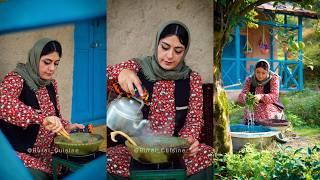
xmin=284 ymin=134 xmax=320 ymax=149
xmin=266 ymin=130 xmax=320 ymax=150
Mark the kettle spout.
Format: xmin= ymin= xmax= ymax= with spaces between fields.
xmin=133 ymin=119 xmax=148 ymax=130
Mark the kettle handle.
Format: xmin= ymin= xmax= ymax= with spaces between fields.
xmin=132 ymin=96 xmax=145 ymax=111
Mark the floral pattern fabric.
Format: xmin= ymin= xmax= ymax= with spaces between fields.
xmin=0 ymin=72 xmax=69 ymax=174
xmin=238 ymin=75 xmax=284 ymax=124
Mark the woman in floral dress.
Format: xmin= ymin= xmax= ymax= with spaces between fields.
xmin=107 ymin=21 xmax=213 ymax=179
xmin=238 ymin=59 xmax=285 ymax=125
xmin=0 ymin=38 xmax=84 ymax=179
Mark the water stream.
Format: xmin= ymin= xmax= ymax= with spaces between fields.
xmin=247 ymin=110 xmax=255 ymax=127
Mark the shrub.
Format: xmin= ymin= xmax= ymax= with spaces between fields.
xmin=282 ymin=89 xmax=320 ymax=127
xmin=213 ymin=144 xmax=320 ymax=179
xmin=271 ymin=146 xmax=320 ymax=179
xmin=228 ymin=101 xmax=244 ymax=124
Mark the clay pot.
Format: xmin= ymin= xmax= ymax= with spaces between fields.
xmin=260 ymin=48 xmax=270 ymax=54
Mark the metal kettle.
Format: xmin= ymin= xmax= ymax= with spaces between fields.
xmin=107 ymin=84 xmax=149 ymax=136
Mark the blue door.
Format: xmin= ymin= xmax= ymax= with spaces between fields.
xmin=72 ymin=17 xmax=106 ymax=126
xmin=222 ymin=35 xmax=247 ymax=88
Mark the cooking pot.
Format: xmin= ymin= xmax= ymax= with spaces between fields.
xmin=54 ymin=133 xmax=103 ymax=156
xmin=125 ymin=135 xmax=189 ymax=164
xmin=107 ymin=95 xmax=149 ymax=136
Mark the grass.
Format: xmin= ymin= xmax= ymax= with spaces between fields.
xmin=229 ymin=102 xmax=244 ymax=124
xmin=294 ymin=127 xmax=320 ymax=137
xmin=303 ymin=27 xmax=320 ymax=90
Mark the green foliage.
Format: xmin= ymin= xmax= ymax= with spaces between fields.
xmin=213 ymin=144 xmax=320 ymax=179
xmin=245 ymin=92 xmax=258 ymax=112
xmin=286 ymin=112 xmax=305 ymax=127
xmin=303 ymin=28 xmax=320 ymax=70
xmin=228 ymin=101 xmax=244 ymax=124
xmin=245 ymin=9 xmax=259 ymax=29
xmin=272 ymin=146 xmax=320 ymax=179
xmin=226 ymin=144 xmax=274 ymax=179
xmin=283 ymin=89 xmax=320 ymax=127
xmin=294 ymin=127 xmax=320 ymax=137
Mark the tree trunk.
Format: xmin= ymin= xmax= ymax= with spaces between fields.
xmin=213 ymin=31 xmax=233 ymax=154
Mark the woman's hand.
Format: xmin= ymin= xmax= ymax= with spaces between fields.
xmin=254 ymin=94 xmax=263 ymax=101
xmin=184 ymin=137 xmax=199 ymax=157
xmin=118 ymin=69 xmax=144 ymax=96
xmin=43 ymin=116 xmax=63 ymax=133
xmin=66 ymin=123 xmax=85 ymax=133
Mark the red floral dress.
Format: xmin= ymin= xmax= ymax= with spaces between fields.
xmin=106 ymin=60 xmax=213 ymax=177
xmin=238 ymin=75 xmax=283 ymax=124
xmin=0 ymin=72 xmax=69 ymax=174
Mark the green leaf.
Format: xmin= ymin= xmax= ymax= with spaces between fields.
xmin=292 ymin=42 xmax=300 ymax=51
xmin=312 ymin=165 xmax=320 ymax=171
xmin=312 ymin=145 xmax=320 ymax=152
xmin=298 ymin=41 xmax=305 ymax=50
xmin=285 ymin=146 xmax=293 ymax=151
xmin=307 ymin=147 xmax=312 ymax=156
xmin=294 ymin=147 xmax=304 ymax=154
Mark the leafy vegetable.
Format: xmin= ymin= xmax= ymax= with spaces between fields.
xmin=245 ymin=92 xmax=258 ymax=112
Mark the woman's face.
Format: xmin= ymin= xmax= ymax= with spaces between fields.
xmin=157 ymin=35 xmax=185 ymax=70
xmin=255 ymin=67 xmax=268 ymax=81
xmin=38 ymin=52 xmax=60 ymax=80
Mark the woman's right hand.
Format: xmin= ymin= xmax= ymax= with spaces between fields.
xmin=118 ymin=69 xmax=144 ymax=96
xmin=43 ymin=116 xmax=63 ymax=133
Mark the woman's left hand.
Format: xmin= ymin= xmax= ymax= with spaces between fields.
xmin=66 ymin=123 xmax=85 ymax=133
xmin=184 ymin=137 xmax=199 ymax=157
xmin=254 ymin=94 xmax=263 ymax=101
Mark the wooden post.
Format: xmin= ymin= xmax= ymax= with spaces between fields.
xmin=298 ymin=16 xmax=304 ymax=90
xmin=235 ymin=26 xmax=240 ymax=84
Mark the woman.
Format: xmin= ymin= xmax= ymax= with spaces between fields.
xmin=107 ymin=21 xmax=213 ymax=178
xmin=0 ymin=38 xmax=84 ymax=179
xmin=238 ymin=59 xmax=285 ymax=125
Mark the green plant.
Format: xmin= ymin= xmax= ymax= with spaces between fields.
xmin=213 ymin=144 xmax=274 ymax=179
xmin=294 ymin=127 xmax=320 ymax=137
xmin=284 ymin=89 xmax=320 ymax=127
xmin=245 ymin=92 xmax=257 ymax=112
xmin=213 ymin=145 xmax=320 ymax=179
xmin=271 ymin=145 xmax=320 ymax=179
xmin=228 ymin=101 xmax=244 ymax=124
xmin=286 ymin=112 xmax=305 ymax=127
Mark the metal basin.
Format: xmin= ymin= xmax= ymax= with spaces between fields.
xmin=230 ymin=124 xmax=278 ymax=152
xmin=256 ymin=119 xmax=290 ymax=133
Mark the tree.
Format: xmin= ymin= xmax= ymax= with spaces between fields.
xmin=213 ymin=0 xmax=315 ymax=153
